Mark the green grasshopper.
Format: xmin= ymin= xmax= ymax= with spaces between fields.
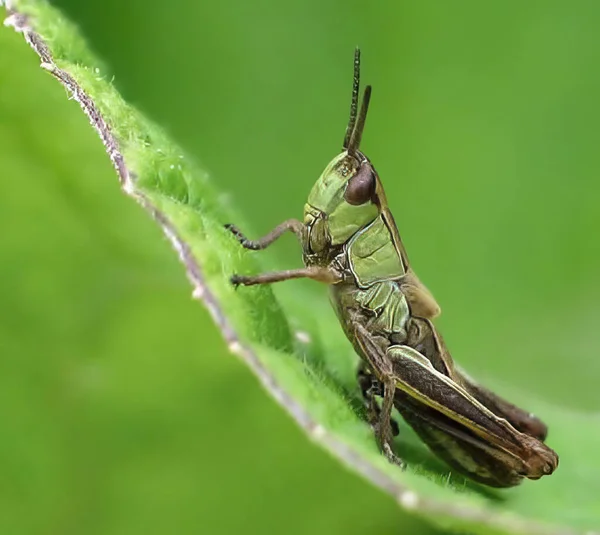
xmin=227 ymin=49 xmax=558 ymax=487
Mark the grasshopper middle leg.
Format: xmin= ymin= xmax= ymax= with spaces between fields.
xmin=357 ymin=364 xmax=399 ymax=436
xmin=231 ymin=266 xmax=342 ymax=287
xmin=350 ymin=318 xmax=404 ymax=466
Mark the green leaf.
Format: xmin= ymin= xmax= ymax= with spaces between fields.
xmin=2 ymin=1 xmax=599 ymax=535
xmin=1 ymin=4 xmax=436 ymax=535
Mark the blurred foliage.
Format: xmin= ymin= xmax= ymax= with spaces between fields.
xmin=2 ymin=0 xmax=600 ymax=534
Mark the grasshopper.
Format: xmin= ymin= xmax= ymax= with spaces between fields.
xmin=226 ymin=49 xmax=558 ymax=487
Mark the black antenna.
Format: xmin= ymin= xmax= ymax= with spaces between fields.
xmin=342 ymin=48 xmax=361 ymax=149
xmin=347 ymin=85 xmax=372 ymax=157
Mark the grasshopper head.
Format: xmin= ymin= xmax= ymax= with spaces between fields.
xmin=304 ymin=49 xmax=380 ymax=252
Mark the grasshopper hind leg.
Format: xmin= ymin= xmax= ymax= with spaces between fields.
xmin=455 ymin=369 xmax=548 ymax=441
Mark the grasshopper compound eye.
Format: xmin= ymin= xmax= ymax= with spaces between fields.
xmin=344 ymin=163 xmax=376 ymax=205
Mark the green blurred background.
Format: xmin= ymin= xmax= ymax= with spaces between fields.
xmin=1 ymin=0 xmax=600 ymax=533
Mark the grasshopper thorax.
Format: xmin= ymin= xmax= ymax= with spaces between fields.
xmin=303 ymin=49 xmax=381 ymax=259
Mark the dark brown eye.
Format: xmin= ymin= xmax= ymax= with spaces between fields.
xmin=344 ymin=164 xmax=376 ymax=205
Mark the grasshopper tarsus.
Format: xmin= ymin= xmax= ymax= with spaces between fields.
xmin=224 ymin=223 xmax=261 ymax=250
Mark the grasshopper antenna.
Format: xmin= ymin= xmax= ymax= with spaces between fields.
xmin=347 ymin=85 xmax=372 ymax=158
xmin=343 ymin=47 xmax=361 ymax=149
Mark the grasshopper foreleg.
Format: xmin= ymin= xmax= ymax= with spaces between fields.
xmin=225 ymin=219 xmax=304 ymax=250
xmin=227 ymin=219 xmax=343 ymax=287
